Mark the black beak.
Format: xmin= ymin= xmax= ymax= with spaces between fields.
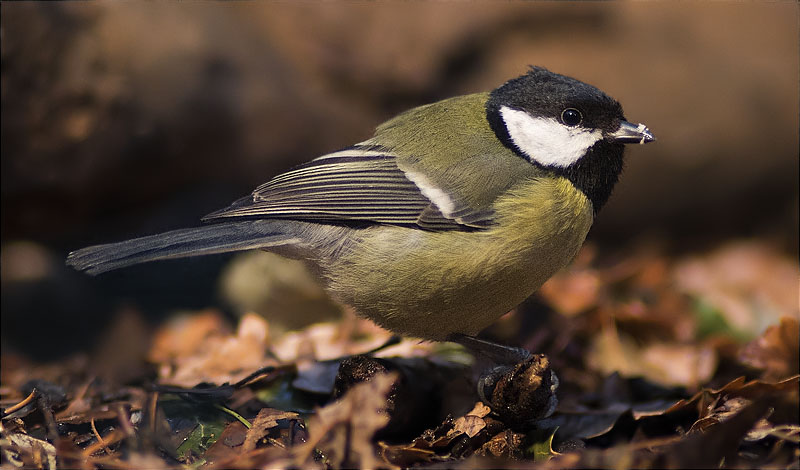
xmin=610 ymin=120 xmax=655 ymax=144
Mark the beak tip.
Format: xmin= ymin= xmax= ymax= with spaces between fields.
xmin=612 ymin=121 xmax=656 ymax=145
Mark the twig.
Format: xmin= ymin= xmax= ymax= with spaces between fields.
xmin=148 ymin=391 xmax=159 ymax=435
xmin=90 ymin=417 xmax=111 ymax=455
xmin=82 ymin=428 xmax=126 ymax=457
xmin=2 ymin=389 xmax=36 ymax=416
xmin=115 ymin=404 xmax=136 ymax=438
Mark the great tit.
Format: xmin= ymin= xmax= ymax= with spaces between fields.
xmin=67 ymin=66 xmax=654 ymax=341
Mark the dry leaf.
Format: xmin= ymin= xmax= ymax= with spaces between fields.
xmin=293 ymin=373 xmax=397 ymax=469
xmin=673 ymin=241 xmax=800 ymax=334
xmin=588 ymin=319 xmax=717 ymax=389
xmin=242 ymin=408 xmax=300 ymax=452
xmin=2 ymin=433 xmax=57 ymax=470
xmin=739 ymin=316 xmax=800 ymax=380
xmin=150 ymin=312 xmax=276 ymax=387
xmin=450 ymin=402 xmax=491 ymax=439
xmin=539 ymin=269 xmax=601 ymax=316
xmin=664 ymin=375 xmax=800 ymax=415
xmin=149 ymin=310 xmax=230 ymax=364
xmin=271 ymin=321 xmax=393 ymax=364
xmin=477 ymin=429 xmax=525 ymax=459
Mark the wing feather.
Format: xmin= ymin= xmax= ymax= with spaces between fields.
xmin=203 ymin=146 xmax=494 ymax=230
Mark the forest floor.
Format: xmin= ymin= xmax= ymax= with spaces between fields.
xmin=1 ymin=240 xmax=798 ymax=469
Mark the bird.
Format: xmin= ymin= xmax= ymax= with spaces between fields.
xmin=67 ymin=66 xmax=655 ymax=343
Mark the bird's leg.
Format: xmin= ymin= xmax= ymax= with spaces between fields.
xmin=447 ymin=333 xmax=533 ymax=403
xmin=447 ymin=333 xmax=532 ymax=364
xmin=447 ymin=333 xmax=559 ymax=425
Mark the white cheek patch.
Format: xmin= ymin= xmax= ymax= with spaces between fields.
xmin=500 ymin=106 xmax=603 ymax=168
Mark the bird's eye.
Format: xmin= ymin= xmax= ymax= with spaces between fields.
xmin=560 ymin=108 xmax=582 ymax=127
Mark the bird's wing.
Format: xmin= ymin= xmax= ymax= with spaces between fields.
xmin=201 ymin=145 xmax=495 ymax=230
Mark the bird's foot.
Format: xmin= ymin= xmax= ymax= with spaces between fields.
xmin=447 ymin=334 xmax=559 ymax=426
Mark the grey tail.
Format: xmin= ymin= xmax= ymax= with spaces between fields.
xmin=66 ymin=220 xmax=300 ymax=275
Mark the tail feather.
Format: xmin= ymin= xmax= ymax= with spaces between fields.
xmin=67 ymin=221 xmax=300 ymax=275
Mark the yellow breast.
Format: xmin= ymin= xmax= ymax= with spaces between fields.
xmin=327 ymin=177 xmax=593 ymax=340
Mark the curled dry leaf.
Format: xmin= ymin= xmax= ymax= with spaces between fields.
xmin=149 ymin=310 xmax=231 ymax=364
xmin=689 ymin=396 xmax=752 ymax=434
xmin=739 ymin=316 xmax=800 ymax=380
xmin=477 ymin=429 xmax=526 ymax=459
xmin=548 ymin=397 xmax=779 ymax=470
xmin=450 ymin=402 xmax=492 ymax=438
xmin=271 ymin=320 xmax=391 ymax=364
xmin=293 ymin=372 xmax=397 ymax=469
xmin=663 ymin=375 xmax=800 ymax=417
xmin=1 ymin=432 xmax=57 ymax=470
xmin=379 ymin=406 xmax=500 ymax=467
xmin=242 ymin=408 xmax=300 ymax=452
xmin=664 ymin=397 xmax=776 ymax=469
xmin=149 ymin=311 xmax=276 ymax=387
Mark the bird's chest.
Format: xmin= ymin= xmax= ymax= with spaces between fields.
xmin=454 ymin=177 xmax=594 ymax=306
xmin=328 ymin=177 xmax=593 ymax=339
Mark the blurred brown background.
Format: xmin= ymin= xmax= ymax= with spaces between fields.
xmin=1 ymin=3 xmax=797 ymax=358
